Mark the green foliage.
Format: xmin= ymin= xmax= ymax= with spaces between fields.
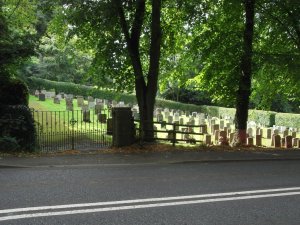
xmin=161 ymin=88 xmax=213 ymax=106
xmin=0 ymin=105 xmax=36 ymax=152
xmin=275 ymin=113 xmax=300 ymax=128
xmin=248 ymin=110 xmax=276 ymax=127
xmin=0 ymin=78 xmax=29 ymax=105
xmin=0 ymin=136 xmax=20 ymax=152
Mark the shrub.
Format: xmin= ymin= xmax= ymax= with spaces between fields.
xmin=248 ymin=110 xmax=276 ymax=127
xmin=0 ymin=105 xmax=36 ymax=152
xmin=0 ymin=136 xmax=20 ymax=151
xmin=0 ymin=78 xmax=29 ymax=105
xmin=275 ymin=112 xmax=300 ymax=128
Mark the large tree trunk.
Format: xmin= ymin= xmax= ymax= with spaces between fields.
xmin=116 ymin=0 xmax=161 ymax=142
xmin=233 ymin=0 xmax=255 ymax=146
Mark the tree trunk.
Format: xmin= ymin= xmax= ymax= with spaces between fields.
xmin=116 ymin=0 xmax=161 ymax=142
xmin=233 ymin=0 xmax=255 ymax=146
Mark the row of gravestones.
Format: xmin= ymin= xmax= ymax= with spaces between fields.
xmin=35 ymin=90 xmax=300 ymax=148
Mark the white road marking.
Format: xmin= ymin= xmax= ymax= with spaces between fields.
xmin=1 ymin=188 xmax=300 ymax=221
xmin=1 ymin=186 xmax=300 ymax=215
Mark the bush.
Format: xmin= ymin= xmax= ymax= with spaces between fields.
xmin=0 ymin=105 xmax=36 ymax=152
xmin=275 ymin=112 xmax=300 ymax=128
xmin=248 ymin=110 xmax=276 ymax=127
xmin=0 ymin=136 xmax=20 ymax=151
xmin=0 ymin=78 xmax=29 ymax=105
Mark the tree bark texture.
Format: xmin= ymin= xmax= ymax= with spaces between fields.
xmin=233 ymin=0 xmax=255 ymax=145
xmin=116 ymin=0 xmax=161 ymax=142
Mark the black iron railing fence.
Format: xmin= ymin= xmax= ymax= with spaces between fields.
xmin=31 ymin=109 xmax=112 ymax=152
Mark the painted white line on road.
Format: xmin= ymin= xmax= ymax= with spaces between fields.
xmin=1 ymin=191 xmax=300 ymax=221
xmin=1 ymin=187 xmax=300 ymax=215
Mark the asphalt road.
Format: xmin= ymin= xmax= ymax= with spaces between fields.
xmin=1 ymin=160 xmax=300 ymax=225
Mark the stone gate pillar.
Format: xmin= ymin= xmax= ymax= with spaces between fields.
xmin=112 ymin=107 xmax=135 ymax=147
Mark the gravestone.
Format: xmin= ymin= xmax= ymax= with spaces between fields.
xmin=95 ymin=98 xmax=102 ymax=104
xmin=185 ymin=111 xmax=190 ymax=117
xmin=164 ymin=111 xmax=170 ymax=118
xmin=219 ymin=131 xmax=228 ymax=145
xmin=214 ymin=130 xmax=220 ymax=142
xmin=95 ymin=104 xmax=103 ymax=115
xmin=53 ymin=97 xmax=60 ymax=104
xmin=189 ymin=118 xmax=195 ymax=126
xmin=192 ymin=112 xmax=197 ymax=117
xmin=274 ymin=135 xmax=281 ymax=148
xmin=157 ymin=114 xmax=163 ymax=122
xmin=66 ymin=94 xmax=74 ymax=99
xmin=77 ymin=96 xmax=84 ymax=107
xmin=83 ymin=110 xmax=91 ymax=123
xmin=179 ymin=118 xmax=184 ymax=125
xmin=283 ymin=130 xmax=289 ymax=138
xmin=255 ymin=135 xmax=262 ymax=146
xmin=174 ymin=113 xmax=179 ymax=122
xmin=204 ymin=134 xmax=211 ymax=145
xmin=211 ymin=124 xmax=219 ymax=134
xmin=39 ymin=93 xmax=45 ymax=101
xmin=98 ymin=113 xmax=107 ymax=123
xmin=66 ymin=98 xmax=73 ymax=111
xmin=87 ymin=96 xmax=94 ymax=102
xmin=210 ymin=119 xmax=216 ymax=126
xmin=285 ymin=136 xmax=293 ymax=148
xmin=247 ymin=128 xmax=253 ymax=138
xmin=229 ymin=133 xmax=235 ymax=143
xmin=81 ymin=105 xmax=88 ymax=112
xmin=200 ymin=124 xmax=207 ymax=134
xmin=220 ymin=120 xmax=225 ymax=130
xmin=34 ymin=90 xmax=40 ymax=97
xmin=118 ymin=101 xmax=125 ymax=107
xmin=88 ymin=101 xmax=95 ymax=110
xmin=56 ymin=94 xmax=62 ymax=100
xmin=107 ymin=118 xmax=113 ymax=135
xmin=247 ymin=137 xmax=254 ymax=146
xmin=273 ymin=129 xmax=279 ymax=136
xmin=291 ymin=132 xmax=297 ymax=138
xmin=292 ymin=138 xmax=298 ymax=147
xmin=168 ymin=115 xmax=173 ymax=123
xmin=133 ymin=112 xmax=140 ymax=120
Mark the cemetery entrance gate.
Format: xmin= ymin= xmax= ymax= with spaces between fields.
xmin=31 ymin=109 xmax=112 ymax=152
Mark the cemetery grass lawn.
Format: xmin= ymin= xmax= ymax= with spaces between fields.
xmin=29 ymin=95 xmax=82 ymax=111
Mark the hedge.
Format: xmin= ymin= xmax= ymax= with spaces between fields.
xmin=275 ymin=112 xmax=300 ymax=128
xmin=27 ymin=77 xmax=299 ymax=128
